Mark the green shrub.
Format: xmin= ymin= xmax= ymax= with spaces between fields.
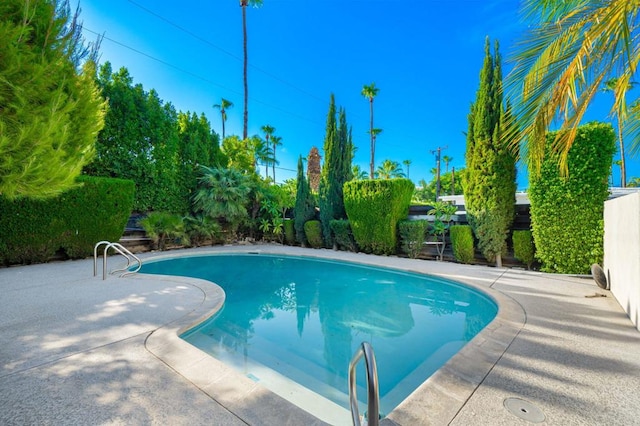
xmin=529 ymin=122 xmax=615 ymax=273
xmin=184 ymin=215 xmax=221 ymax=247
xmin=139 ymin=212 xmax=187 ymax=250
xmin=283 ymin=219 xmax=295 ymax=245
xmin=304 ymin=220 xmax=323 ymax=249
xmin=344 ymin=179 xmax=414 ymax=255
xmin=450 ymin=225 xmax=475 ymax=264
xmin=398 ymin=220 xmax=427 ymax=258
xmin=0 ymin=176 xmax=134 ymax=265
xmin=512 ymin=230 xmax=535 ymax=269
xmin=330 ymin=219 xmax=357 ymax=252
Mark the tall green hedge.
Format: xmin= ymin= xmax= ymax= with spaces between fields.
xmin=450 ymin=225 xmax=475 ymax=264
xmin=528 ymin=122 xmax=615 ymax=274
xmin=344 ymin=179 xmax=414 ymax=255
xmin=0 ymin=176 xmax=135 ymax=265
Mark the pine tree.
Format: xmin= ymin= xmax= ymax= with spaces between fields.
xmin=0 ymin=0 xmax=106 ymax=198
xmin=294 ymin=156 xmax=315 ymax=245
xmin=463 ymin=37 xmax=518 ymax=267
xmin=318 ymin=95 xmax=352 ymax=247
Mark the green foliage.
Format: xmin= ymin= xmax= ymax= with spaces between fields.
xmin=413 ymin=170 xmax=465 ymax=203
xmin=0 ymin=176 xmax=134 ymax=265
xmin=319 ymin=95 xmax=353 ymax=247
xmin=529 ymin=122 xmax=615 ymax=274
xmin=398 ymin=220 xmax=427 ymax=258
xmin=184 ymin=215 xmax=221 ymax=247
xmin=303 ymin=220 xmax=323 ymax=249
xmin=375 ymin=160 xmax=405 ymax=179
xmin=330 ymin=220 xmax=357 ymax=252
xmin=0 ymin=0 xmax=106 ymax=198
xmin=193 ymin=166 xmax=252 ymax=239
xmin=294 ymin=156 xmax=316 ymax=245
xmin=450 ymin=225 xmax=475 ymax=264
xmin=463 ymin=37 xmax=517 ymax=265
xmin=86 ymin=63 xmax=222 ymax=213
xmin=283 ymin=219 xmax=295 ymax=245
xmin=138 ymin=212 xmax=187 ymax=251
xmin=512 ymin=230 xmax=535 ymax=270
xmin=344 ymin=179 xmax=414 ymax=255
xmin=427 ymin=202 xmax=457 ymax=239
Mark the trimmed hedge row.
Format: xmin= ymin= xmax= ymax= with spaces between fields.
xmin=0 ymin=176 xmax=135 ymax=265
xmin=450 ymin=225 xmax=475 ymax=264
xmin=529 ymin=122 xmax=615 ymax=273
xmin=344 ymin=179 xmax=414 ymax=255
xmin=398 ymin=220 xmax=427 ymax=259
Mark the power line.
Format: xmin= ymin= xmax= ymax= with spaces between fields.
xmin=80 ymin=26 xmax=324 ymax=126
xmin=127 ymin=0 xmax=329 ymax=105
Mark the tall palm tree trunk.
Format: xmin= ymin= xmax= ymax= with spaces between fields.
xmin=221 ymin=112 xmax=226 ymax=140
xmin=242 ymin=4 xmax=249 ymax=139
xmin=618 ymin=115 xmax=626 ymax=187
xmin=272 ymin=143 xmax=276 ymax=182
xmin=369 ymin=98 xmax=374 ymax=178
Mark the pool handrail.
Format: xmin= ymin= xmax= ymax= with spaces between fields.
xmin=93 ymin=241 xmax=142 ymax=280
xmin=349 ymin=341 xmax=380 ymax=426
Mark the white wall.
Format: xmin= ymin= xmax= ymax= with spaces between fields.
xmin=604 ymin=192 xmax=640 ymax=331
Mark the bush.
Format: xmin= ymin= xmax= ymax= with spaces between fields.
xmin=0 ymin=176 xmax=134 ymax=265
xmin=398 ymin=220 xmax=427 ymax=258
xmin=512 ymin=230 xmax=535 ymax=269
xmin=284 ymin=219 xmax=296 ymax=245
xmin=184 ymin=215 xmax=221 ymax=247
xmin=330 ymin=220 xmax=357 ymax=252
xmin=139 ymin=212 xmax=187 ymax=250
xmin=529 ymin=122 xmax=615 ymax=273
xmin=450 ymin=225 xmax=475 ymax=264
xmin=304 ymin=220 xmax=323 ymax=248
xmin=344 ymin=179 xmax=414 ymax=255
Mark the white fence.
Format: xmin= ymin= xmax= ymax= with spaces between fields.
xmin=604 ymin=192 xmax=640 ymax=331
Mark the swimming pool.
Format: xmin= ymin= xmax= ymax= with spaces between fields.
xmin=140 ymin=253 xmax=498 ymax=422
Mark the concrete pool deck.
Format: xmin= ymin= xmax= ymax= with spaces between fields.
xmin=1 ymin=244 xmax=639 ymax=425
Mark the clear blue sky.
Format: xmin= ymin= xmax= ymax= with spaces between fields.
xmin=77 ymin=0 xmax=632 ymax=188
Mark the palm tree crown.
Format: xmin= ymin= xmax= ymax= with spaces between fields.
xmin=507 ymin=0 xmax=640 ymax=174
xmin=213 ymin=98 xmax=233 ymax=140
xmin=375 ymin=159 xmax=405 ymax=179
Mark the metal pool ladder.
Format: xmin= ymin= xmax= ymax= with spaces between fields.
xmin=349 ymin=341 xmax=380 ymax=426
xmin=93 ymin=241 xmax=142 ymax=280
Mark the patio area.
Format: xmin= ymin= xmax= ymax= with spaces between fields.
xmin=1 ymin=245 xmax=639 ymax=425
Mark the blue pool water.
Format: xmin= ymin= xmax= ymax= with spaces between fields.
xmin=140 ymin=254 xmax=497 ymax=418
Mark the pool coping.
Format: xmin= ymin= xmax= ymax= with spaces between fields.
xmin=142 ymin=247 xmax=526 ymax=426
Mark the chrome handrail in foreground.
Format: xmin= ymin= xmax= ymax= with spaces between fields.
xmin=93 ymin=241 xmax=142 ymax=280
xmin=349 ymin=341 xmax=380 ymax=426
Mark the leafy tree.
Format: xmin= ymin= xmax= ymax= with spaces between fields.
xmin=0 ymin=0 xmax=106 ymax=198
xmin=213 ymin=98 xmax=233 ymax=140
xmin=307 ymin=146 xmax=322 ymax=192
xmin=375 ymin=159 xmax=405 ymax=179
xmin=362 ymin=82 xmax=380 ymax=178
xmin=240 ymin=0 xmax=264 ymax=139
xmin=293 ymin=156 xmax=316 ymax=245
xmin=193 ymin=166 xmax=252 ymax=238
xmin=463 ymin=37 xmax=517 ymax=267
xmin=319 ymin=96 xmax=352 ymax=247
xmin=507 ymin=0 xmax=640 ymax=174
xmin=222 ymin=135 xmax=255 ymax=173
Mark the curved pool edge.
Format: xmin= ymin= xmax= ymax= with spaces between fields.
xmin=140 ymin=246 xmax=526 ymax=426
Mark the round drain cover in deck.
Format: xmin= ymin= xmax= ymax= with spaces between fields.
xmin=504 ymin=397 xmax=545 ymax=423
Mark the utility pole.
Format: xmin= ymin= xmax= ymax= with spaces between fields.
xmin=430 ymin=146 xmax=447 ymax=201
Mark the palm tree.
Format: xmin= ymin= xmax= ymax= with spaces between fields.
xmin=366 ymin=127 xmax=383 ymax=174
xmin=507 ymin=0 xmax=640 ymax=174
xmin=261 ymin=124 xmax=275 ymax=178
xmin=402 ymin=159 xmax=412 ymax=179
xmin=249 ymin=135 xmax=274 ymax=175
xmin=240 ymin=0 xmax=264 ymax=139
xmin=213 ymin=98 xmax=233 ymax=140
xmin=375 ymin=159 xmax=405 ymax=179
xmin=602 ymin=78 xmax=637 ymax=187
xmin=442 ymin=155 xmax=453 ymax=173
xmin=351 ymin=164 xmax=368 ymax=180
xmin=362 ymin=82 xmax=380 ymax=178
xmin=270 ymin=135 xmax=282 ymax=182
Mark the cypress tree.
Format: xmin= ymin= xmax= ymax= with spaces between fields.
xmin=0 ymin=0 xmax=106 ymax=198
xmin=294 ymin=156 xmax=315 ymax=245
xmin=319 ymin=95 xmax=352 ymax=247
xmin=307 ymin=147 xmax=322 ymax=192
xmin=463 ymin=37 xmax=517 ymax=267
